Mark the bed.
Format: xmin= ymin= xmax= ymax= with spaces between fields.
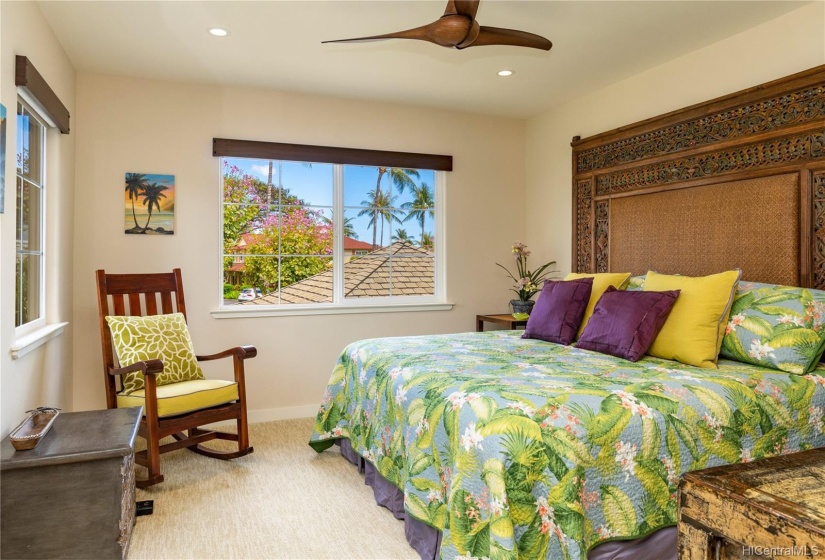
xmin=310 ymin=64 xmax=825 ymax=560
xmin=310 ymin=329 xmax=825 ymax=559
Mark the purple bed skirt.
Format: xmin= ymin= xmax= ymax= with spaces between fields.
xmin=336 ymin=440 xmax=676 ymax=560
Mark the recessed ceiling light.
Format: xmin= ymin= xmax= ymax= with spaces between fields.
xmin=497 ymin=70 xmax=514 ymax=77
xmin=209 ymin=28 xmax=229 ymax=37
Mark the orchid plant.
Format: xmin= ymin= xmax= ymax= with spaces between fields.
xmin=496 ymin=242 xmax=556 ymax=301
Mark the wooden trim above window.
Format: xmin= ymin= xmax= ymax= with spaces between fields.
xmin=15 ymin=56 xmax=70 ymax=134
xmin=213 ymin=138 xmax=453 ymax=171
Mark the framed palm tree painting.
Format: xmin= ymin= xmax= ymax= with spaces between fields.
xmin=124 ymin=172 xmax=174 ymax=234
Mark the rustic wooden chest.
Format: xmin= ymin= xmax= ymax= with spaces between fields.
xmin=1 ymin=407 xmax=142 ymax=559
xmin=678 ymin=448 xmax=825 ymax=560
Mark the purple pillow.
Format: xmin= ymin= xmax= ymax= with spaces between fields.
xmin=576 ymin=286 xmax=680 ymax=362
xmin=522 ymin=277 xmax=593 ymax=345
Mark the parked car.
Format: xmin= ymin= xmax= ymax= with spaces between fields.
xmin=238 ymin=288 xmax=262 ymax=302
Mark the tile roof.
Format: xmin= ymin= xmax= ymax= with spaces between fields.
xmin=247 ymin=241 xmax=434 ymax=305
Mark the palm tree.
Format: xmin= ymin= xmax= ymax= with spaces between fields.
xmin=357 ymin=189 xmax=382 ymax=249
xmin=392 ymin=228 xmax=412 ymax=242
xmin=374 ymin=167 xmax=419 ymax=199
xmin=125 ymin=173 xmax=148 ymax=229
xmin=402 ymin=182 xmax=434 ymax=244
xmin=342 ymin=216 xmax=358 ymax=239
xmin=358 ymin=189 xmax=400 ymax=249
xmin=363 ymin=167 xmax=419 ymax=247
xmin=140 ymin=182 xmax=169 ymax=230
xmin=375 ymin=191 xmax=402 ymax=247
xmin=420 ymin=232 xmax=434 ymax=251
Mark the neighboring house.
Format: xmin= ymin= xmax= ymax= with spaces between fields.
xmin=246 ymin=241 xmax=434 ymax=304
xmin=344 ymin=237 xmax=375 ymax=261
xmin=225 ymin=233 xmax=262 ymax=286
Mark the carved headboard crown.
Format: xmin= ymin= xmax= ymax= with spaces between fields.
xmin=572 ymin=65 xmax=825 ymax=288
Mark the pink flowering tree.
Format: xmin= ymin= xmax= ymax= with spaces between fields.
xmin=223 ymin=163 xmax=332 ymax=291
xmin=243 ymin=208 xmax=333 ymax=289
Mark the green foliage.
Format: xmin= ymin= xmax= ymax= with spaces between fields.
xmin=600 ymin=485 xmax=637 ymax=534
xmin=586 ymin=395 xmax=632 ymax=445
xmin=223 ymin=283 xmax=240 ymax=299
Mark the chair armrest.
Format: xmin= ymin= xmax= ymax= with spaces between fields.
xmin=108 ymin=359 xmax=164 ymax=377
xmin=196 ymin=345 xmax=257 ymax=362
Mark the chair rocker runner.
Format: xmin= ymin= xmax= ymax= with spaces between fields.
xmin=96 ymin=268 xmax=255 ymax=487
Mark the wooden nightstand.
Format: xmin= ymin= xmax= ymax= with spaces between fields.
xmin=678 ymin=448 xmax=825 ymax=560
xmin=476 ymin=313 xmax=528 ymax=332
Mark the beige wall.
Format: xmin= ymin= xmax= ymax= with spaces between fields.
xmin=526 ymin=2 xmax=825 ymax=275
xmin=71 ymin=75 xmax=526 ymax=418
xmin=0 ymin=2 xmax=76 ymax=436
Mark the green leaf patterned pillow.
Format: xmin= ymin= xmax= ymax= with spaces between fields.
xmin=625 ymin=275 xmax=646 ymax=291
xmin=719 ymin=282 xmax=825 ymax=374
xmin=106 ymin=313 xmax=204 ymax=394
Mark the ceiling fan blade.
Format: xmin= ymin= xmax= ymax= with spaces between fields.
xmin=462 ymin=25 xmax=553 ymax=50
xmin=322 ymin=22 xmax=440 ymax=45
xmin=443 ymin=0 xmax=480 ymax=20
xmin=324 ymin=15 xmax=473 ymax=48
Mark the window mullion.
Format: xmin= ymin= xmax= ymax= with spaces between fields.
xmin=333 ymin=165 xmax=344 ymax=304
xmin=435 ymin=171 xmax=446 ymax=301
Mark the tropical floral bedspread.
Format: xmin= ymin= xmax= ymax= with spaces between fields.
xmin=309 ymin=331 xmax=825 ymax=560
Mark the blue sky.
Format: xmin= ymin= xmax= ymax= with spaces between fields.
xmin=228 ymin=158 xmax=435 ymax=246
xmin=138 ymin=173 xmax=175 ymax=187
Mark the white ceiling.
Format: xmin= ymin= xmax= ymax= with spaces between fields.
xmin=38 ymin=1 xmax=807 ymax=119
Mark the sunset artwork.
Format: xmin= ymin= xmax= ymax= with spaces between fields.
xmin=124 ymin=172 xmax=175 ymax=234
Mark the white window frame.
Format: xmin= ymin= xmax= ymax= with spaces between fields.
xmin=11 ymin=98 xmax=68 ymax=358
xmin=213 ymin=159 xmax=450 ymax=318
xmin=14 ymin=99 xmax=47 ymax=336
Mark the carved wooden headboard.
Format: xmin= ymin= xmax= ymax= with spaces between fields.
xmin=572 ymin=65 xmax=825 ymax=288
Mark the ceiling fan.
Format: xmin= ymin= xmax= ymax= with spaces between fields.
xmin=323 ymin=0 xmax=552 ymax=51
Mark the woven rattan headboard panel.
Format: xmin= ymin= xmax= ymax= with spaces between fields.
xmin=571 ymin=65 xmax=825 ymax=288
xmin=610 ymin=174 xmax=799 ymax=284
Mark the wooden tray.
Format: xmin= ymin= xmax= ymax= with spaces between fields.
xmin=9 ymin=408 xmax=60 ymax=451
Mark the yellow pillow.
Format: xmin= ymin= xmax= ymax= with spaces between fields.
xmin=644 ymin=269 xmax=741 ymax=368
xmin=564 ymin=272 xmax=632 ymax=337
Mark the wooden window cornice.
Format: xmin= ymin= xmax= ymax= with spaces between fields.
xmin=15 ymin=56 xmax=70 ymax=134
xmin=213 ymin=138 xmax=452 ymax=171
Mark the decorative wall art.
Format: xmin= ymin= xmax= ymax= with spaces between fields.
xmin=124 ymin=172 xmax=175 ymax=235
xmin=0 ymin=104 xmax=6 ymax=214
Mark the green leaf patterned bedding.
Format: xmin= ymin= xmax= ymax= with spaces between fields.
xmin=309 ymin=331 xmax=825 ymax=560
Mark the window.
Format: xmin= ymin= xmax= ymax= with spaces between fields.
xmin=216 ymin=140 xmax=450 ymax=313
xmin=15 ymin=100 xmax=46 ymax=328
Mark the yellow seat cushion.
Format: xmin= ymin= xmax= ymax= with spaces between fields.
xmin=117 ymin=379 xmax=239 ymax=418
xmin=644 ymin=269 xmax=741 ymax=368
xmin=564 ymin=272 xmax=632 ymax=337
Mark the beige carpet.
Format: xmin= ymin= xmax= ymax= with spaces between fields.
xmin=129 ymin=418 xmax=418 ymax=559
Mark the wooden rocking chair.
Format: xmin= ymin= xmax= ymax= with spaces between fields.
xmin=96 ymin=268 xmax=255 ymax=487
